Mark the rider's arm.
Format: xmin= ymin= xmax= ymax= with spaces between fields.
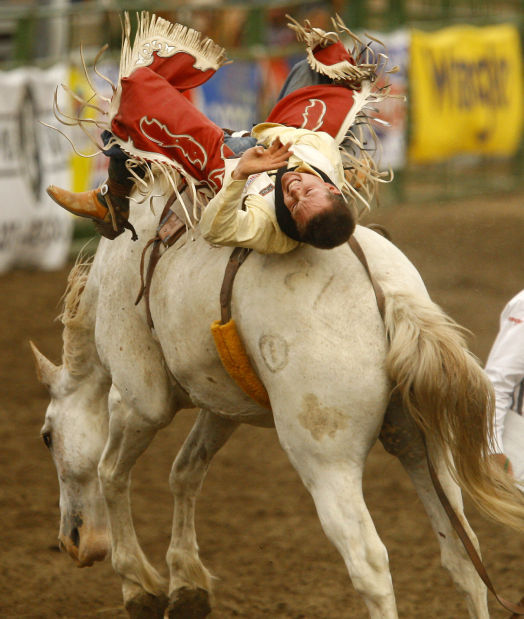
xmin=200 ymin=170 xmax=299 ymax=254
xmin=200 ymin=142 xmax=299 ymax=254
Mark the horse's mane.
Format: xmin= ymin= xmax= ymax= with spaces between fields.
xmin=58 ymin=251 xmax=96 ymax=376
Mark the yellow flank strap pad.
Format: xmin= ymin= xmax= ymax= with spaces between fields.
xmin=211 ymin=319 xmax=271 ymax=410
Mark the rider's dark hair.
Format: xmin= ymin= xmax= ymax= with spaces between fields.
xmin=275 ymin=166 xmax=354 ymax=248
xmin=298 ymin=191 xmax=355 ymax=249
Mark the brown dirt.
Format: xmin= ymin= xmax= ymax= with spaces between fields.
xmin=1 ymin=190 xmax=523 ymax=619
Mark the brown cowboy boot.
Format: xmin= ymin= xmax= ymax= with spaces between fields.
xmin=46 ymin=158 xmax=139 ymax=240
xmin=46 ymin=184 xmax=108 ymax=220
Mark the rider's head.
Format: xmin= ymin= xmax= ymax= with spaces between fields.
xmin=277 ymin=170 xmax=355 ymax=249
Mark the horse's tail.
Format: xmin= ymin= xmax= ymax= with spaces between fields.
xmin=384 ymin=290 xmax=524 ymax=531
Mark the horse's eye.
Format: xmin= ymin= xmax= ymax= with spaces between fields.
xmin=42 ymin=432 xmax=52 ymax=449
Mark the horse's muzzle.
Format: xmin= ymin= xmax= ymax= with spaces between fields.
xmin=59 ymin=527 xmax=109 ymax=567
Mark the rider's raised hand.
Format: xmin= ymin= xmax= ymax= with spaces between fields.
xmin=232 ymin=139 xmax=292 ymax=180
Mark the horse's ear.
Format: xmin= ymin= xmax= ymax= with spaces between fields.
xmin=29 ymin=341 xmax=59 ymax=389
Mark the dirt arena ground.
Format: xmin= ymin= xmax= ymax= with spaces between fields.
xmin=1 ymin=189 xmax=523 ymax=618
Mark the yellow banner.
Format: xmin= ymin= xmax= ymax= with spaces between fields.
xmin=68 ymin=66 xmax=97 ymax=191
xmin=409 ymin=24 xmax=523 ymax=162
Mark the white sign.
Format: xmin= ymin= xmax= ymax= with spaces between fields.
xmin=0 ymin=64 xmax=72 ymax=273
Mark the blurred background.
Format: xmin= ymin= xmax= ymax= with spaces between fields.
xmin=0 ymin=0 xmax=521 ymax=265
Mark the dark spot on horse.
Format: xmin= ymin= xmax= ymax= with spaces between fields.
xmin=298 ymin=394 xmax=348 ymax=441
xmin=438 ymin=532 xmax=446 ymax=538
xmin=206 ymin=376 xmax=217 ymax=384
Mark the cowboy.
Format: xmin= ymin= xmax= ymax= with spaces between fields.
xmin=47 ymin=13 xmax=382 ymax=252
xmin=199 ymin=126 xmax=352 ymax=253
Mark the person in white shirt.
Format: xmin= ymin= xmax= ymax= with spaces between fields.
xmin=484 ymin=289 xmax=524 ymax=482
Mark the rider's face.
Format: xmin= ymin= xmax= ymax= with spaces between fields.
xmin=281 ymin=171 xmax=341 ymax=230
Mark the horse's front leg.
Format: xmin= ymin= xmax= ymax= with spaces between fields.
xmin=98 ymin=383 xmax=178 ymax=619
xmin=166 ymin=409 xmax=240 ymax=619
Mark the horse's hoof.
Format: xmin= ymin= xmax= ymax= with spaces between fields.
xmin=167 ymin=587 xmax=211 ymax=618
xmin=125 ymin=591 xmax=168 ymax=619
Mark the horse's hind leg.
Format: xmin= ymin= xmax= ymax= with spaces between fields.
xmin=272 ymin=406 xmax=398 ymax=618
xmin=304 ymin=463 xmax=397 ymax=618
xmin=404 ymin=458 xmax=488 ymax=618
xmin=166 ymin=409 xmax=240 ymax=619
xmin=381 ymin=404 xmax=489 ymax=618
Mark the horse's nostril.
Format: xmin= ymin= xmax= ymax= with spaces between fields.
xmin=70 ymin=527 xmax=80 ymax=548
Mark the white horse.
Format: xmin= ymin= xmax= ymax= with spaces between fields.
xmin=32 ymin=179 xmax=523 ymax=618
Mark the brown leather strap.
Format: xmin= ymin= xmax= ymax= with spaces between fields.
xmin=158 ymin=209 xmax=186 ymax=246
xmin=135 ymin=237 xmax=158 ymax=306
xmin=426 ymin=449 xmax=524 ymax=616
xmin=135 ymin=189 xmax=187 ymax=329
xmin=135 ymin=190 xmax=179 ymax=305
xmin=219 ymin=247 xmax=252 ymax=324
xmin=142 ymin=239 xmax=162 ymax=328
xmin=103 ymin=192 xmax=119 ymax=232
xmin=512 ymin=598 xmax=524 ymax=619
xmin=348 ymin=235 xmax=386 ymax=321
xmin=365 ymin=222 xmax=391 ymax=241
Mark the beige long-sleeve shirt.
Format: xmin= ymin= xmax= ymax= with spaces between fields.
xmin=199 ymin=124 xmax=346 ymax=254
